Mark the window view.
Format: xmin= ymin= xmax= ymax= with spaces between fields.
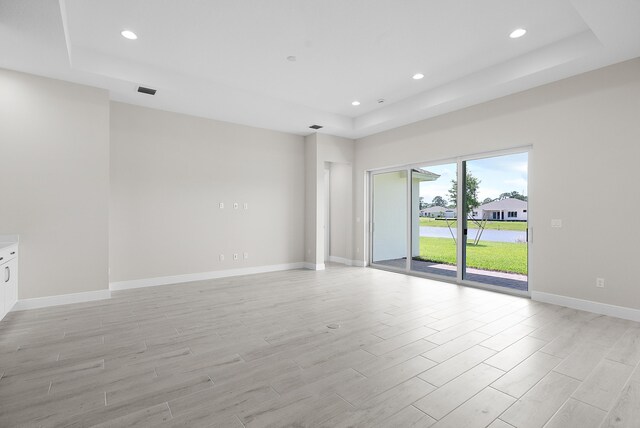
xmin=410 ymin=163 xmax=458 ymax=278
xmin=371 ymin=151 xmax=528 ymax=292
xmin=463 ymin=152 xmax=528 ymax=290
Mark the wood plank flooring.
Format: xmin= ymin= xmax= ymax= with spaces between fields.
xmin=0 ymin=265 xmax=639 ymax=427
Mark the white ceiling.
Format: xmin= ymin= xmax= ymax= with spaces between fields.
xmin=1 ymin=0 xmax=639 ymax=138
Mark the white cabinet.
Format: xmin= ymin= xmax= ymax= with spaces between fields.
xmin=0 ymin=268 xmax=3 ymax=320
xmin=0 ymin=243 xmax=18 ymax=321
xmin=4 ymin=258 xmax=18 ymax=313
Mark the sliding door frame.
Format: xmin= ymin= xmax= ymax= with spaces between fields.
xmin=368 ymin=146 xmax=532 ymax=298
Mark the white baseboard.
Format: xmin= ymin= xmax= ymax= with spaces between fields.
xmin=110 ymin=262 xmax=307 ymax=291
xmin=303 ymin=262 xmax=325 ymax=271
xmin=328 ymin=256 xmax=352 ymax=266
xmin=327 ymin=256 xmax=367 ymax=267
xmin=13 ymin=289 xmax=111 ymax=311
xmin=531 ymin=291 xmax=640 ymax=322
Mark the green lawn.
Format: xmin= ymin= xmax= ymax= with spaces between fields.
xmin=419 ymin=217 xmax=527 ymax=231
xmin=415 ymin=237 xmax=527 ymax=275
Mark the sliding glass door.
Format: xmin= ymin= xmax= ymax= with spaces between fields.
xmin=462 ymin=153 xmax=528 ymax=290
xmin=369 ymin=149 xmax=529 ymax=294
xmin=410 ymin=163 xmax=458 ymax=278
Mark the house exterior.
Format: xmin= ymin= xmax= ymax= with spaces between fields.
xmin=420 ymin=206 xmax=455 ymax=218
xmin=472 ymin=197 xmax=527 ymax=221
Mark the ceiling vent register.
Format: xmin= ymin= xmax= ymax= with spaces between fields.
xmin=137 ymin=86 xmax=157 ymax=95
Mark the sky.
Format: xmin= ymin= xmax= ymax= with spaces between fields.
xmin=419 ymin=152 xmax=528 ymax=205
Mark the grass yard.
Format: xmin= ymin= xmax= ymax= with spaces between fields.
xmin=419 ymin=217 xmax=527 ymax=231
xmin=415 ymin=237 xmax=527 ymax=275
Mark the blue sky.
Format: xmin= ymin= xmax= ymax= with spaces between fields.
xmin=419 ymin=152 xmax=528 ymax=204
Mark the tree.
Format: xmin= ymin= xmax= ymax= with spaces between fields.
xmin=419 ymin=197 xmax=428 ymax=210
xmin=449 ymin=171 xmax=481 ymax=214
xmin=498 ymin=191 xmax=527 ymax=201
xmin=482 ymin=197 xmax=494 ymax=205
xmin=431 ymin=196 xmax=447 ymax=207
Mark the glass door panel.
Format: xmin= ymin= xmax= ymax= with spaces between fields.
xmin=371 ymin=170 xmax=407 ymax=270
xmin=462 ymin=153 xmax=528 ymax=290
xmin=371 ymin=170 xmax=408 ymax=269
xmin=410 ymin=163 xmax=458 ymax=278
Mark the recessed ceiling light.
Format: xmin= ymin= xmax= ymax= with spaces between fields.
xmin=412 ymin=73 xmax=425 ymax=80
xmin=352 ymin=101 xmax=361 ymax=106
xmin=121 ymin=30 xmax=138 ymax=40
xmin=509 ymin=28 xmax=527 ymax=39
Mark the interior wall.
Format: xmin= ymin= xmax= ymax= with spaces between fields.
xmin=329 ymin=162 xmax=353 ymax=261
xmin=304 ymin=134 xmax=319 ymax=265
xmin=324 ymin=167 xmax=331 ymax=262
xmin=355 ymin=58 xmax=640 ymax=310
xmin=0 ymin=69 xmax=110 ymax=299
xmin=109 ymin=102 xmax=305 ymax=283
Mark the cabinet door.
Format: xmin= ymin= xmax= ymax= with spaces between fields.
xmin=0 ymin=263 xmax=6 ymax=320
xmin=5 ymin=258 xmax=18 ymax=313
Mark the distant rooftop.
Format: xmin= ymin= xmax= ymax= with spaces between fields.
xmin=479 ymin=198 xmax=527 ymax=210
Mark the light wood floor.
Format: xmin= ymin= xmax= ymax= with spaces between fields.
xmin=1 ymin=265 xmax=639 ymax=427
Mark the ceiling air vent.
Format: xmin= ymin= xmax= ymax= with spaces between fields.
xmin=137 ymin=86 xmax=157 ymax=95
xmin=309 ymin=124 xmax=323 ymax=130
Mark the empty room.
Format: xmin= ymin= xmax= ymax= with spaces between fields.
xmin=1 ymin=1 xmax=640 ymax=427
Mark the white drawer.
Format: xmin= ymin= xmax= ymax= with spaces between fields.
xmin=0 ymin=244 xmax=18 ymax=265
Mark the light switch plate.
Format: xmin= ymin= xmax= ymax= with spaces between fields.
xmin=233 ymin=202 xmax=239 ymax=209
xmin=219 ymin=202 xmax=224 ymax=209
xmin=551 ymin=219 xmax=562 ymax=228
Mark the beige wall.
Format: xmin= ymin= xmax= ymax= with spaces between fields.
xmin=109 ymin=102 xmax=305 ymax=282
xmin=304 ymin=134 xmax=319 ymax=265
xmin=0 ymin=69 xmax=110 ymax=299
xmin=355 ymin=58 xmax=640 ymax=309
xmin=329 ymin=162 xmax=353 ymax=260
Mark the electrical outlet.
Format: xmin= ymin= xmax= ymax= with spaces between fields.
xmin=233 ymin=202 xmax=239 ymax=209
xmin=243 ymin=203 xmax=248 ymax=210
xmin=596 ymin=278 xmax=605 ymax=288
xmin=233 ymin=253 xmax=238 ymax=261
xmin=219 ymin=254 xmax=225 ymax=261
xmin=219 ymin=202 xmax=224 ymax=209
xmin=243 ymin=252 xmax=248 ymax=259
